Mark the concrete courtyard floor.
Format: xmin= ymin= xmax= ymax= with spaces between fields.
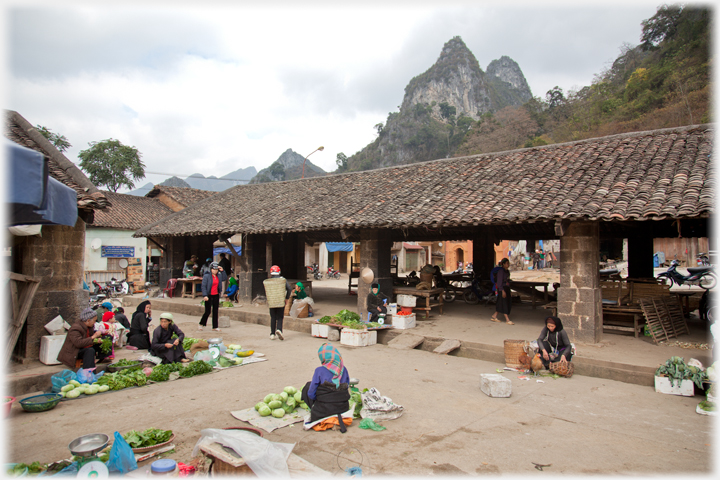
xmin=4 ymin=270 xmax=717 ymax=476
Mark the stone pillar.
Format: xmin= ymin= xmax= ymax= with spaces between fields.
xmin=472 ymin=231 xmax=496 ymax=281
xmin=15 ymin=217 xmax=89 ymax=362
xmin=627 ymin=235 xmax=655 ymax=279
xmin=237 ymin=234 xmax=268 ymax=303
xmin=557 ymin=221 xmax=602 ymax=344
xmin=357 ymin=230 xmax=393 ymax=315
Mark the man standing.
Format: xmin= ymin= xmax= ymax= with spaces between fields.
xmin=218 ymin=252 xmax=232 ymax=294
xmin=263 ymin=265 xmax=291 ymax=340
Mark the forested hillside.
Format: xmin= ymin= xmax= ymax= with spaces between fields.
xmin=456 ymin=4 xmax=710 ymax=156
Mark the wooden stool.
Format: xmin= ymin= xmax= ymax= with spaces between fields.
xmin=75 ymin=359 xmax=83 ymax=369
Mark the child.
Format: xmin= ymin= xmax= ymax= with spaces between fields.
xmin=96 ymin=311 xmax=119 ymax=359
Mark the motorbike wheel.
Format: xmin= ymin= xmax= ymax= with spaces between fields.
xmin=464 ymin=291 xmax=480 ymax=305
xmin=443 ymin=290 xmax=456 ymax=303
xmin=699 ymin=273 xmax=717 ymax=290
xmin=334 ymin=273 xmax=341 ymax=280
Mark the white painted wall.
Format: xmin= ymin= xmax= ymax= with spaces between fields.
xmin=85 ymin=227 xmax=148 ymax=274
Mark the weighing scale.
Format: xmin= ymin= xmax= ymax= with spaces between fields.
xmin=68 ymin=433 xmax=110 ymax=478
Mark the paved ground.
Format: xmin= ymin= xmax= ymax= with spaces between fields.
xmin=5 ymin=271 xmax=717 ymax=476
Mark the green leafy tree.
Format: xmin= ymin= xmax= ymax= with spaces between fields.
xmin=78 ymin=139 xmax=145 ymax=192
xmin=374 ymin=123 xmax=384 ymax=135
xmin=640 ymin=4 xmax=683 ymax=50
xmin=36 ymin=125 xmax=71 ymax=153
xmin=335 ymin=152 xmax=348 ymax=171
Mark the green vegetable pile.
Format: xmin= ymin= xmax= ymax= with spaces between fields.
xmin=698 ymin=400 xmax=716 ymax=412
xmin=96 ymin=369 xmax=148 ymax=390
xmin=7 ymin=461 xmax=45 ymax=476
xmin=655 ymin=356 xmax=708 ymax=388
xmin=60 ymin=379 xmax=109 ymax=398
xmin=254 ymin=386 xmax=308 ymax=418
xmin=149 ymin=363 xmax=181 ymax=382
xmin=108 ymin=358 xmax=142 ymax=371
xmin=98 ymin=336 xmax=113 ymax=354
xmin=182 ymin=337 xmax=201 ymax=351
xmin=318 ymin=316 xmax=333 ymax=324
xmin=178 ymin=360 xmax=213 ymax=378
xmin=123 ymin=427 xmax=173 ymax=449
xmin=316 ymin=309 xmax=367 ymax=329
xmin=221 ymin=301 xmax=234 ymax=308
xmin=367 ymin=322 xmax=382 ymax=328
xmin=336 ymin=309 xmax=360 ymax=323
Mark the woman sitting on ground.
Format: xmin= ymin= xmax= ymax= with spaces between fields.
xmin=537 ymin=316 xmax=573 ymax=369
xmin=57 ymin=307 xmax=107 ymax=371
xmin=151 ymin=312 xmax=190 ymax=364
xmin=128 ymin=300 xmax=152 ymax=351
xmin=290 ymin=282 xmax=313 ymax=315
xmin=301 ymin=343 xmax=351 ymax=431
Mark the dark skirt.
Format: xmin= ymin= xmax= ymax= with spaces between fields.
xmin=496 ymin=286 xmax=512 ymax=315
xmin=128 ymin=332 xmax=150 ymax=350
xmin=152 ymin=344 xmax=187 ymax=364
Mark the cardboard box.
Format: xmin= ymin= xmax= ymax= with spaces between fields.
xmin=392 ymin=313 xmax=416 ymax=329
xmin=654 ymin=376 xmax=695 ymax=396
xmin=340 ymin=329 xmax=377 ymax=347
xmin=480 ymin=373 xmax=512 ymax=398
xmin=39 ymin=335 xmax=66 ymax=365
xmin=396 ymin=294 xmax=417 ymax=307
xmin=127 ymin=257 xmax=142 ymax=266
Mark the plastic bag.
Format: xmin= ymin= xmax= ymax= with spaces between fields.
xmin=359 ymin=418 xmax=386 ymax=431
xmin=192 ymin=428 xmax=294 ymax=477
xmin=193 ymin=350 xmax=214 ymax=362
xmin=360 ymin=387 xmax=404 ymax=421
xmin=290 ymin=297 xmax=314 ymax=319
xmin=106 ymin=431 xmax=137 ymax=474
xmin=76 ymin=368 xmax=103 ymax=384
xmin=51 ymin=370 xmax=77 ymax=393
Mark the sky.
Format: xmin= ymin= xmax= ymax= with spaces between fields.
xmin=4 ymin=0 xmax=671 ymax=191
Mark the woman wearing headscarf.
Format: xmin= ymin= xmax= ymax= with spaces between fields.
xmin=128 ymin=300 xmax=152 ymax=351
xmin=537 ymin=316 xmax=573 ymax=369
xmin=301 ymin=343 xmax=351 ymax=431
xmin=366 ymin=283 xmax=388 ymax=323
xmin=290 ymin=282 xmax=313 ymax=316
xmin=151 ymin=313 xmax=190 ymax=364
xmin=58 ymin=307 xmax=107 ymax=370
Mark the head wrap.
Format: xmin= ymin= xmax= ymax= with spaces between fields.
xmin=296 ymin=282 xmax=305 ymax=290
xmin=545 ymin=316 xmax=563 ymax=331
xmin=159 ymin=312 xmax=174 ymax=321
xmin=371 ymin=283 xmax=379 ymax=295
xmin=102 ymin=311 xmax=115 ymax=323
xmin=80 ymin=308 xmax=96 ymax=321
xmin=211 ymin=262 xmax=219 ymax=269
xmin=317 ymin=343 xmax=344 ymax=387
xmin=135 ymin=300 xmax=151 ymax=315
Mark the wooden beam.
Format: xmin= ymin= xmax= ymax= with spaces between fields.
xmin=147 ymin=237 xmax=166 ymax=252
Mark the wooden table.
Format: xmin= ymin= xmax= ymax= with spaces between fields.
xmin=177 ymin=277 xmax=203 ymax=299
xmin=509 ymin=280 xmax=549 ymax=309
xmin=392 ymin=287 xmax=444 ymax=318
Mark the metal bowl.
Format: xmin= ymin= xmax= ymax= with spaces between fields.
xmin=207 ymin=337 xmax=222 ymax=345
xmin=68 ymin=433 xmax=109 ymax=457
xmin=19 ymin=393 xmax=62 ymax=413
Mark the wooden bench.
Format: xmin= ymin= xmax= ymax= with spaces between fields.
xmin=392 ymin=287 xmax=444 ymax=318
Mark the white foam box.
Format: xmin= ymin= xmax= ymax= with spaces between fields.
xmin=654 ymin=376 xmax=695 ymax=396
xmin=44 ymin=315 xmax=71 ymax=335
xmin=396 ymin=294 xmax=417 ymax=307
xmin=387 ymin=303 xmax=398 ymax=315
xmin=311 ymin=324 xmax=339 ymax=338
xmin=39 ymin=335 xmax=66 ymax=365
xmin=340 ymin=329 xmax=377 ymax=347
xmin=392 ymin=313 xmax=416 ymax=329
xmin=479 ymin=373 xmax=512 ymax=398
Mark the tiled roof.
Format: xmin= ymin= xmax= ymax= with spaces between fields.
xmin=145 ymin=185 xmax=217 ymax=208
xmin=135 ymin=124 xmax=713 ymax=238
xmin=5 ymin=110 xmax=110 ymax=211
xmin=90 ymin=192 xmax=174 ymax=230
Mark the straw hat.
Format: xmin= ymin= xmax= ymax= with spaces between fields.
xmin=360 ymin=267 xmax=374 ymax=284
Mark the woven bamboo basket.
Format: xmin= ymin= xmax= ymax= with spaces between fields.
xmin=419 ymin=273 xmax=433 ymax=285
xmin=263 ymin=278 xmax=287 ymax=308
xmin=504 ymin=339 xmax=529 ymax=368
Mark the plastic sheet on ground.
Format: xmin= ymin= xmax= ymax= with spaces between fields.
xmin=231 ymin=406 xmax=307 ymax=433
xmin=192 ymin=428 xmax=294 ymax=477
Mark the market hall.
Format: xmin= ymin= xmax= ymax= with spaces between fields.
xmin=134 ymin=123 xmax=713 ymax=345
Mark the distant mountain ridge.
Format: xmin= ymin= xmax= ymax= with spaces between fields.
xmin=249 ymin=149 xmax=325 ymax=183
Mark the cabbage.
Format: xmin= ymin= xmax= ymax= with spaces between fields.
xmin=294 ymin=391 xmax=302 ymax=403
xmin=263 ymin=394 xmax=275 ymax=404
xmin=707 ymin=364 xmax=717 ymax=382
xmin=272 ymin=408 xmax=285 ymax=418
xmin=268 ymin=400 xmax=282 ymax=410
xmin=272 ymin=394 xmax=283 ymax=403
xmin=98 ymin=385 xmax=110 ymax=392
xmin=60 ymin=384 xmax=74 ymax=393
xmin=286 ymin=397 xmax=296 ymax=408
xmin=299 ymin=401 xmax=308 ymax=410
xmin=69 ymin=380 xmax=80 ymax=387
xmin=255 ymin=402 xmax=267 ymax=411
xmin=284 ymin=386 xmax=297 ymax=395
xmin=85 ymin=385 xmax=99 ymax=395
xmin=258 ymin=405 xmax=272 ymax=417
xmin=66 ymin=389 xmax=81 ymax=399
xmin=279 ymin=392 xmax=289 ymax=402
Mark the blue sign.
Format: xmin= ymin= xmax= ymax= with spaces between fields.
xmin=101 ymin=246 xmax=135 ymax=258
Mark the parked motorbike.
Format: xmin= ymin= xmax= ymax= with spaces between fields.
xmin=463 ymin=277 xmax=497 ymax=305
xmin=307 ymin=263 xmax=323 ymax=281
xmin=697 ymin=252 xmax=711 ymax=266
xmin=92 ymin=280 xmax=111 ymax=297
xmin=657 ymin=259 xmax=717 ymax=290
xmin=326 ymin=267 xmax=341 ymax=280
xmin=105 ymin=277 xmax=130 ymax=296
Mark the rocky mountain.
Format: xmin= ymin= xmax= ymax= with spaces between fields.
xmin=344 ymin=36 xmax=532 ymax=171
xmin=160 ymin=176 xmax=192 ymax=188
xmin=250 ymin=149 xmax=325 ymax=184
xmin=126 ymin=167 xmax=257 ymax=195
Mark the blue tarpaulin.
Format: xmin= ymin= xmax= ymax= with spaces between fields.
xmin=7 ymin=139 xmax=78 ymax=227
xmin=214 ymin=245 xmax=242 ymax=256
xmin=325 ymin=242 xmax=354 ymax=252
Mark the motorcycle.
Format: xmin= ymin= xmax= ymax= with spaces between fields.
xmin=657 ymin=259 xmax=717 ymax=290
xmin=463 ymin=277 xmax=497 ymax=305
xmin=92 ymin=280 xmax=111 ymax=297
xmin=307 ymin=263 xmax=323 ymax=281
xmin=697 ymin=252 xmax=711 ymax=266
xmin=105 ymin=277 xmax=130 ymax=296
xmin=326 ymin=267 xmax=341 ymax=280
